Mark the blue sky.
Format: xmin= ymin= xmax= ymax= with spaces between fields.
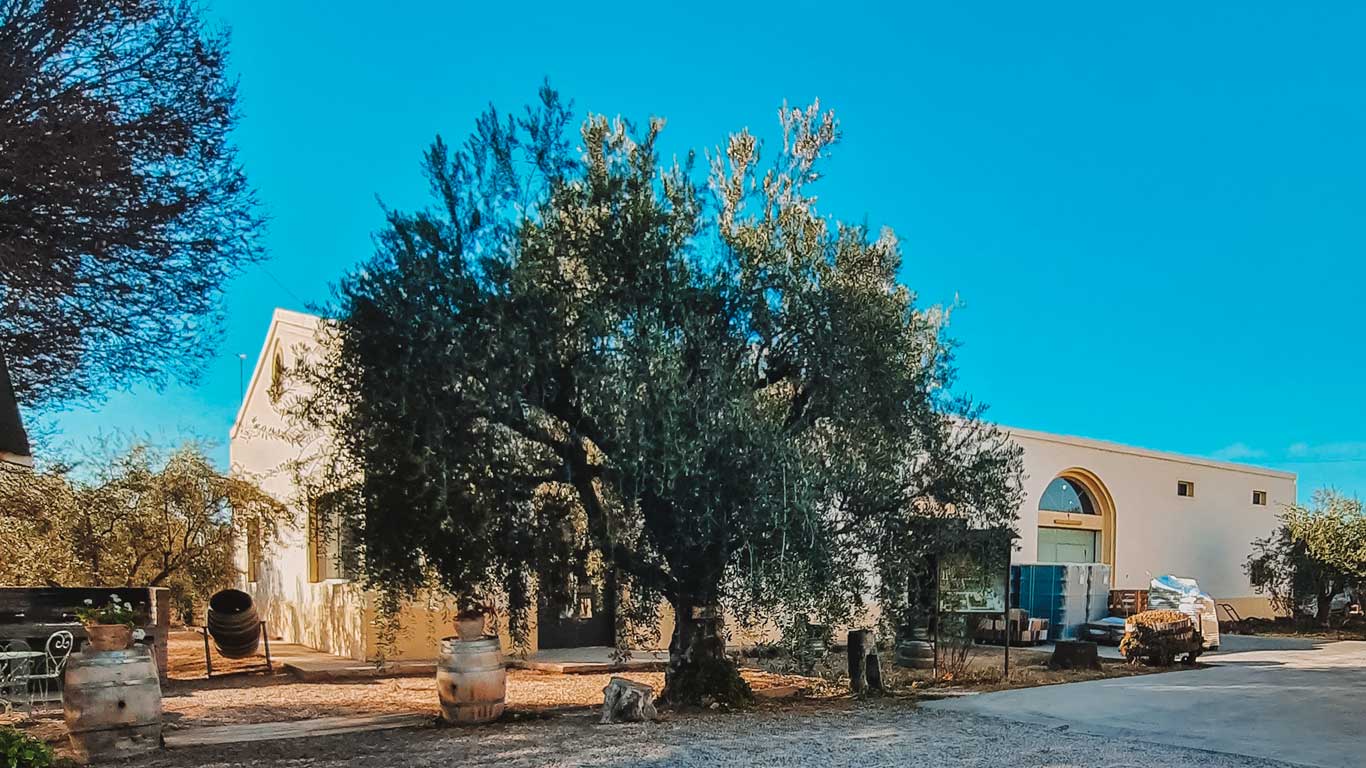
xmin=47 ymin=1 xmax=1366 ymax=499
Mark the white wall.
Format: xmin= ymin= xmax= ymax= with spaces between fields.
xmin=1010 ymin=427 xmax=1295 ymax=608
xmin=230 ymin=308 xmax=1298 ymax=651
xmin=229 ymin=309 xmax=368 ymax=660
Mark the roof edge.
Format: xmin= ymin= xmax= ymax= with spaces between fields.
xmin=230 ymin=308 xmax=321 ymax=439
xmin=1002 ymin=424 xmax=1298 ymax=481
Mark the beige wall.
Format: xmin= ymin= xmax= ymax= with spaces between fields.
xmin=1010 ymin=427 xmax=1295 ymax=617
xmin=360 ymin=593 xmax=538 ymax=660
xmin=232 ymin=310 xmax=370 ymax=660
xmin=232 ymin=310 xmax=1296 ymax=658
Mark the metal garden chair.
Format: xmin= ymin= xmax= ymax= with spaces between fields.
xmin=0 ymin=639 xmax=39 ymax=715
xmin=27 ymin=630 xmax=75 ymax=709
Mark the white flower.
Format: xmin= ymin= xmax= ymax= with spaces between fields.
xmin=109 ymin=593 xmax=120 ymax=602
xmin=123 ymin=603 xmax=132 ymax=610
xmin=83 ymin=599 xmax=93 ymax=605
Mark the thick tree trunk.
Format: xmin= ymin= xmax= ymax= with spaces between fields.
xmin=660 ymin=600 xmax=753 ymax=706
xmin=1316 ymin=591 xmax=1335 ymax=627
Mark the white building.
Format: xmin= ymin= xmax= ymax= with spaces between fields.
xmin=232 ymin=309 xmax=1293 ymax=660
xmin=1010 ymin=427 xmax=1294 ymax=620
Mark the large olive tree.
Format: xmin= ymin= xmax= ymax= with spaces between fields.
xmin=290 ymin=88 xmax=1022 ymax=703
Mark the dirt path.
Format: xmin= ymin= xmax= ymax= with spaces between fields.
xmin=134 ymin=703 xmax=1294 ymax=768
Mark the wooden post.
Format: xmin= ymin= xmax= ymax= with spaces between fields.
xmin=149 ymin=587 xmax=170 ymax=680
xmin=261 ymin=622 xmax=272 ymax=673
xmin=201 ymin=627 xmax=212 ymax=679
xmin=1003 ymin=544 xmax=1011 ymax=681
xmin=932 ymin=555 xmax=940 ymax=679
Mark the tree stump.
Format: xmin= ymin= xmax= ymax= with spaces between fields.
xmin=865 ymin=648 xmax=884 ymax=692
xmin=600 ymin=676 xmax=658 ymax=724
xmin=1049 ymin=640 xmax=1102 ymax=670
xmin=847 ymin=630 xmax=870 ymax=693
xmin=847 ymin=629 xmax=883 ymax=693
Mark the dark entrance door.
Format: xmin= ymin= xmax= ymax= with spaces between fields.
xmin=536 ymin=576 xmax=615 ymax=649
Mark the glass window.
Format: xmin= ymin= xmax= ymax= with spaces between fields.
xmin=1039 ymin=477 xmax=1096 ymax=515
xmin=1177 ymin=480 xmax=1195 ymax=498
xmin=268 ymin=348 xmax=285 ymax=404
xmin=309 ymin=494 xmax=356 ymax=582
xmin=246 ymin=520 xmax=261 ymax=583
xmin=1252 ymin=490 xmax=1267 ymax=506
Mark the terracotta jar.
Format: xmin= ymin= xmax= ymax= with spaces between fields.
xmin=456 ymin=614 xmax=486 ymax=641
xmin=84 ymin=624 xmax=133 ymax=652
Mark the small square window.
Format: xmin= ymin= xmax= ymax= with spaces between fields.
xmin=1252 ymin=490 xmax=1267 ymax=506
xmin=1177 ymin=480 xmax=1195 ymax=498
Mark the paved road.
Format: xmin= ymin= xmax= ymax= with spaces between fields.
xmin=927 ymin=636 xmax=1365 ymax=768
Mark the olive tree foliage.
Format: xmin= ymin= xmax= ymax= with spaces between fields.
xmin=0 ymin=0 xmax=263 ymax=408
xmin=286 ymin=87 xmax=1023 ymax=703
xmin=0 ymin=442 xmax=286 ymax=620
xmin=1247 ymin=490 xmax=1366 ymax=625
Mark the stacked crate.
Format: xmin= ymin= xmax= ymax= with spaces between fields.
xmin=1108 ymin=589 xmax=1149 ymax=617
xmin=1010 ymin=563 xmax=1112 ymax=641
xmin=974 ymin=610 xmax=1050 ymax=646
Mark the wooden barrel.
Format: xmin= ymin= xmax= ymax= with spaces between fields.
xmin=64 ymin=647 xmax=162 ymax=762
xmin=436 ymin=636 xmax=506 ymax=724
xmin=206 ymin=588 xmax=260 ymax=658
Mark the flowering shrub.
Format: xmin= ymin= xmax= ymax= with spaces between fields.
xmin=73 ymin=593 xmax=138 ymax=627
xmin=0 ymin=725 xmax=54 ymax=768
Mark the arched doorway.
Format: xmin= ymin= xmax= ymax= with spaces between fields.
xmin=1036 ymin=468 xmax=1115 ymax=571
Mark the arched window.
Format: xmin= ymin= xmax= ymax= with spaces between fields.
xmin=268 ymin=348 xmax=285 ymax=404
xmin=1036 ymin=471 xmax=1113 ymax=569
xmin=1039 ymin=477 xmax=1096 ymax=515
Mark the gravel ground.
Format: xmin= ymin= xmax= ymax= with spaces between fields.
xmin=151 ymin=631 xmax=822 ymax=729
xmin=155 ymin=667 xmax=826 ymax=729
xmin=158 ymin=671 xmax=663 ymax=727
xmin=131 ymin=703 xmax=1295 ymax=768
xmin=6 ymin=634 xmax=1208 ymax=766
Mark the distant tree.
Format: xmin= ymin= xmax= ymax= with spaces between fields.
xmin=1247 ymin=490 xmax=1366 ymax=624
xmin=288 ymin=88 xmax=1022 ymax=704
xmin=0 ymin=1 xmax=263 ymax=408
xmin=0 ymin=442 xmax=286 ymax=617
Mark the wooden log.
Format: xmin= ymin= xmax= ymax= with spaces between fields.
xmin=1049 ymin=639 xmax=1102 ymax=670
xmin=847 ymin=630 xmax=872 ymax=693
xmin=600 ymin=676 xmax=658 ymax=724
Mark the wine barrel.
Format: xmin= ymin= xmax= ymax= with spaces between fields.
xmin=436 ymin=636 xmax=506 ymax=724
xmin=64 ymin=647 xmax=162 ymax=762
xmin=206 ymin=589 xmax=261 ymax=658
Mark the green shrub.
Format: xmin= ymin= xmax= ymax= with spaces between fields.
xmin=0 ymin=726 xmax=54 ymax=768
